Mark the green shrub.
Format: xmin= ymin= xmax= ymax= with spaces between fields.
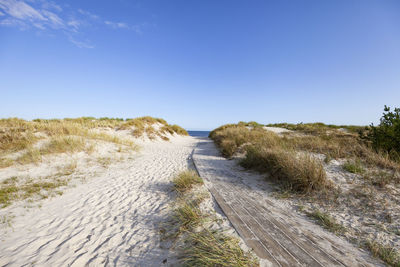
xmin=363 ymin=106 xmax=400 ymax=160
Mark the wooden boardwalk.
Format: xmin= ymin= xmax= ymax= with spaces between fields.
xmin=192 ymin=138 xmax=383 ymax=267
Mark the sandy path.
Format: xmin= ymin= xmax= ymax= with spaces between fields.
xmin=193 ymin=138 xmax=384 ymax=267
xmin=0 ymin=136 xmax=198 ymax=266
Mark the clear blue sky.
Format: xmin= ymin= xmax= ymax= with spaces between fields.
xmin=1 ymin=0 xmax=399 ymax=130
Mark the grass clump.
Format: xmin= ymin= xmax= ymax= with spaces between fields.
xmin=307 ymin=210 xmax=346 ymax=234
xmin=241 ymin=146 xmax=328 ymax=193
xmin=182 ymin=229 xmax=258 ymax=267
xmin=173 ymin=170 xmax=204 ymax=193
xmin=167 ymin=170 xmax=258 ymax=266
xmin=170 ymin=124 xmax=189 ymax=136
xmin=43 ymin=136 xmax=85 ymax=154
xmin=343 ymin=159 xmax=365 ymax=174
xmin=365 ymin=240 xmax=400 ymax=267
xmin=174 ymin=201 xmax=204 ymax=230
xmin=16 ymin=136 xmax=86 ymax=165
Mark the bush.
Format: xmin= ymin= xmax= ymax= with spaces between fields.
xmin=363 ymin=106 xmax=400 ymax=160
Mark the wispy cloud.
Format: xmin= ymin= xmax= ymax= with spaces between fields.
xmin=104 ymin=20 xmax=128 ymax=29
xmin=77 ymin=8 xmax=98 ymax=20
xmin=68 ymin=36 xmax=94 ymax=49
xmin=0 ymin=0 xmax=139 ymax=48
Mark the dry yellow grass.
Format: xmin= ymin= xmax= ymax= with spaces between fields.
xmin=210 ymin=123 xmax=400 ymax=193
xmin=168 ymin=170 xmax=259 ymax=266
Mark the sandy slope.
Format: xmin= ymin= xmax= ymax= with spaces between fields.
xmin=0 ymin=136 xmax=198 ymax=266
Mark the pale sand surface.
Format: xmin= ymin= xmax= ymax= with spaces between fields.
xmin=0 ymin=136 xmax=198 ymax=266
xmin=263 ymin=127 xmax=292 ymax=134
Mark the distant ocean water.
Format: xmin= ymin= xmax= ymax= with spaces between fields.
xmin=187 ymin=131 xmax=210 ymax=137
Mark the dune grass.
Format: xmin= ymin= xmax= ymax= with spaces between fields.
xmin=182 ymin=229 xmax=258 ymax=267
xmin=0 ymin=117 xmax=188 ymax=168
xmin=172 ymin=170 xmax=204 ymax=193
xmin=306 ymin=210 xmax=346 ymax=234
xmin=343 ymin=159 xmax=365 ymax=174
xmin=119 ymin=116 xmax=188 ymax=137
xmin=168 ymin=170 xmax=258 ymax=266
xmin=241 ymin=146 xmax=328 ymax=193
xmin=210 ymin=125 xmax=329 ymax=193
xmin=365 ymin=240 xmax=400 ymax=267
xmin=16 ymin=136 xmax=86 ymax=165
xmin=266 ymin=122 xmax=364 ymax=135
xmin=210 ymin=123 xmax=400 ymax=191
xmin=0 ymin=176 xmax=68 ymax=208
xmin=0 ymin=116 xmax=185 ymax=164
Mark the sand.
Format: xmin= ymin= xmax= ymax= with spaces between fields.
xmin=0 ymin=135 xmax=198 ymax=266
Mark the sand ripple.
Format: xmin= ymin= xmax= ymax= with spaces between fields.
xmin=0 ymin=136 xmax=198 ymax=266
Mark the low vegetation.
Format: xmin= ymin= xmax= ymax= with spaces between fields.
xmin=0 ymin=116 xmax=187 ymax=168
xmin=210 ymin=109 xmax=400 ymax=192
xmin=306 ymin=210 xmax=346 ymax=234
xmin=165 ymin=170 xmax=258 ymax=266
xmin=119 ymin=116 xmax=188 ymax=138
xmin=365 ymin=240 xmax=400 ymax=267
xmin=241 ymin=146 xmax=328 ymax=193
xmin=172 ymin=170 xmax=204 ymax=193
xmin=342 ymin=159 xmax=365 ymax=174
xmin=0 ymin=175 xmax=68 ymax=208
xmin=210 ymin=107 xmax=400 ymax=266
xmin=16 ymin=136 xmax=87 ymax=165
xmin=210 ymin=125 xmax=330 ymax=193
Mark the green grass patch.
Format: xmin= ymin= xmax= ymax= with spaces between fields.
xmin=307 ymin=210 xmax=346 ymax=234
xmin=343 ymin=159 xmax=365 ymax=174
xmin=0 ymin=176 xmax=69 ymax=208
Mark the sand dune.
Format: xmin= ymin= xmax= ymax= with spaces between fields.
xmin=0 ymin=136 xmax=198 ymax=266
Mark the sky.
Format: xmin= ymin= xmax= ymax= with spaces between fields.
xmin=0 ymin=0 xmax=399 ymax=130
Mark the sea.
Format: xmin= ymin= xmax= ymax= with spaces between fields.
xmin=187 ymin=131 xmax=211 ymax=137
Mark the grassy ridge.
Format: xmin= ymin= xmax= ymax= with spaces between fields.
xmin=0 ymin=116 xmax=188 ymax=168
xmin=209 ymin=123 xmax=400 ymax=193
xmin=210 ymin=125 xmax=329 ymax=193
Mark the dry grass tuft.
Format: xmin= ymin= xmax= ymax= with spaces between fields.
xmin=167 ymin=170 xmax=258 ymax=266
xmin=172 ymin=170 xmax=204 ymax=193
xmin=182 ymin=229 xmax=259 ymax=267
xmin=365 ymin=240 xmax=400 ymax=266
xmin=241 ymin=147 xmax=328 ymax=193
